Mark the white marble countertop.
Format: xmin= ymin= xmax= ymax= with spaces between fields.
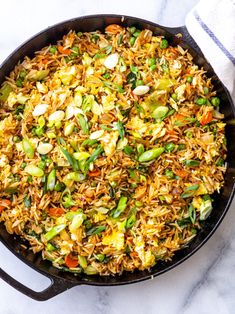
xmin=1 ymin=0 xmax=235 ymax=313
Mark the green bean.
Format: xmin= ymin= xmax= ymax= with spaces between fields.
xmin=86 ymin=225 xmax=106 ymax=236
xmin=112 ymin=196 xmax=128 ymax=218
xmin=44 ymin=224 xmax=66 ymax=241
xmin=22 ymin=139 xmax=35 ymax=158
xmin=47 ymin=169 xmax=56 ymax=191
xmin=139 ymin=147 xmax=164 ymax=162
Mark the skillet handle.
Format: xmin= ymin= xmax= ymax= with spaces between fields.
xmin=0 ymin=267 xmax=77 ymax=301
xmin=164 ymin=25 xmax=203 ymax=56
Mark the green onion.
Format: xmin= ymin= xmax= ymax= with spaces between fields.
xmin=171 ymin=93 xmax=178 ymax=101
xmin=23 ymin=195 xmax=31 ymax=208
xmin=148 ymin=58 xmax=156 ymax=67
xmin=84 ymin=145 xmax=103 ymax=173
xmin=44 ymin=224 xmax=66 ymax=241
xmin=203 ymin=87 xmax=209 ymax=95
xmin=139 ymin=147 xmax=165 ymax=162
xmin=126 ymin=212 xmax=136 ymax=229
xmin=123 ymin=145 xmax=134 ymax=155
xmin=95 ymin=254 xmax=106 ymax=262
xmin=60 ymin=147 xmax=79 ymax=171
xmin=189 ymin=204 xmax=196 ymax=224
xmin=86 ymin=225 xmax=106 ymax=236
xmin=137 ymin=143 xmax=145 ymax=155
xmin=103 ymin=81 xmax=124 ymax=93
xmin=130 ymin=26 xmax=136 ymax=34
xmin=0 ymin=83 xmax=13 ymax=102
xmin=78 ymin=255 xmax=87 ymax=269
xmin=62 ymin=194 xmax=75 ymax=208
xmin=178 ymin=144 xmax=186 ymax=151
xmin=130 ymin=37 xmax=136 ymax=46
xmin=116 ymin=120 xmax=125 ymax=140
xmin=102 ymin=72 xmax=111 ymax=79
xmin=25 ymin=165 xmax=44 ymax=177
xmin=77 ymin=114 xmax=89 ymax=135
xmin=117 ymin=34 xmax=123 ymax=46
xmin=184 ymin=159 xmax=200 ymax=167
xmin=133 ymin=30 xmax=141 ymax=37
xmin=81 ymin=139 xmax=97 ymax=147
xmin=47 ymin=169 xmax=56 ymax=191
xmin=181 ymin=184 xmax=199 ymax=198
xmin=111 ymin=196 xmax=128 ymax=218
xmin=22 ymin=139 xmax=35 ymax=159
xmin=46 ymin=243 xmax=57 ymax=252
xmin=152 ymin=106 xmax=169 ymax=120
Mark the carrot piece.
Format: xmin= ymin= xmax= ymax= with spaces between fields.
xmin=174 ymin=169 xmax=189 ymax=178
xmin=200 ymin=111 xmax=213 ymax=126
xmin=42 ymin=58 xmax=48 ymax=65
xmin=48 ymin=207 xmax=65 ymax=217
xmin=58 ymin=45 xmax=71 ymax=55
xmin=65 ymin=253 xmax=79 ymax=268
xmin=88 ymin=169 xmax=101 ymax=177
xmin=0 ymin=199 xmax=11 ymax=212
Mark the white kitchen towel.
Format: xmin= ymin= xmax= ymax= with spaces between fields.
xmin=185 ymin=0 xmax=235 ymax=102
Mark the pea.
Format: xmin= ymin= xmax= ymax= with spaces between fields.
xmin=133 ymin=30 xmax=141 ymax=37
xmin=139 ymin=147 xmax=165 ymax=162
xmin=165 ymin=169 xmax=175 ymax=179
xmin=196 ymin=97 xmax=207 ymax=105
xmin=152 ymin=106 xmax=169 ymax=120
xmin=148 ymin=58 xmax=156 ymax=66
xmin=130 ymin=37 xmax=136 ymax=46
xmin=216 ymin=157 xmax=224 ymax=166
xmin=103 ymin=72 xmax=111 ymax=79
xmin=186 ymin=76 xmax=193 ymax=83
xmin=203 ymin=87 xmax=209 ymax=95
xmin=19 ymin=70 xmax=27 ymax=79
xmin=165 ymin=143 xmax=175 ymax=152
xmin=160 ymin=38 xmax=168 ymax=49
xmin=49 ymin=46 xmax=57 ymax=54
xmin=96 ymin=254 xmax=106 ymax=262
xmin=77 ymin=31 xmax=83 ymax=37
xmin=38 ymin=160 xmax=46 ymax=170
xmin=16 ymin=78 xmax=23 ymax=87
xmin=150 ymin=64 xmax=157 ymax=71
xmin=13 ymin=135 xmax=21 ymax=143
xmin=136 ymin=80 xmax=144 ymax=86
xmin=184 ymin=159 xmax=200 ymax=167
xmin=130 ymin=26 xmax=136 ymax=34
xmin=186 ymin=131 xmax=193 ymax=138
xmin=211 ymin=97 xmax=220 ymax=106
xmin=171 ymin=93 xmax=178 ymax=101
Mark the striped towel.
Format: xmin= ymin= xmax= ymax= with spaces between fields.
xmin=186 ymin=0 xmax=235 ymax=101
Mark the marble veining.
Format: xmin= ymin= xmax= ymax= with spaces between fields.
xmin=1 ymin=0 xmax=235 ymax=313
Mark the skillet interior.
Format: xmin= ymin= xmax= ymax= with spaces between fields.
xmin=0 ymin=14 xmax=235 ymax=289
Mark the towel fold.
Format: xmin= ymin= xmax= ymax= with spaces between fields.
xmin=186 ymin=0 xmax=235 ymax=101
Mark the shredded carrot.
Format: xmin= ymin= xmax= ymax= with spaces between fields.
xmin=0 ymin=199 xmax=11 ymax=212
xmin=200 ymin=111 xmax=213 ymax=126
xmin=58 ymin=45 xmax=71 ymax=55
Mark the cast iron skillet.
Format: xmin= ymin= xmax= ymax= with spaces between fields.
xmin=0 ymin=14 xmax=235 ymax=301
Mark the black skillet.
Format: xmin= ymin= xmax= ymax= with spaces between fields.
xmin=1 ymin=14 xmax=235 ymax=301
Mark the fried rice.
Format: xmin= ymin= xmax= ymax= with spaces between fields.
xmin=0 ymin=25 xmax=227 ymax=275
